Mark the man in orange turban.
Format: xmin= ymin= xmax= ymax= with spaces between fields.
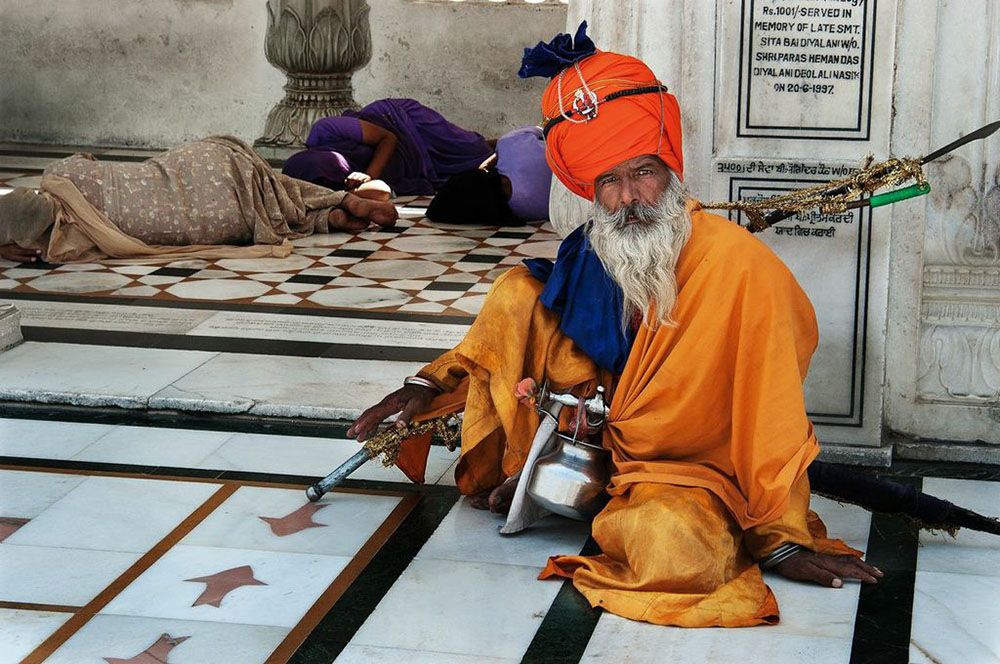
xmin=349 ymin=25 xmax=881 ymax=627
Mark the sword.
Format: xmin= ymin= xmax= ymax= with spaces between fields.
xmin=760 ymin=120 xmax=1000 ymax=228
xmin=306 ymin=448 xmax=372 ymax=502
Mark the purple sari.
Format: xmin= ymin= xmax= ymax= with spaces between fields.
xmin=298 ymin=98 xmax=492 ymax=195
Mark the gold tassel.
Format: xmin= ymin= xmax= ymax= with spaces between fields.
xmin=362 ymin=415 xmax=461 ymax=467
xmin=699 ymin=156 xmax=927 ymax=232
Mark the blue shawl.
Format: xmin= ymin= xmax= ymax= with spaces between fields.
xmin=523 ymin=225 xmax=635 ymax=374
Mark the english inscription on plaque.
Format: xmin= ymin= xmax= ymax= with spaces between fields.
xmin=714 ymin=159 xmax=871 ymax=427
xmin=738 ymin=0 xmax=877 ymax=139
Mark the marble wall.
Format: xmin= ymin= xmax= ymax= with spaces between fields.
xmin=564 ymin=0 xmax=999 ymax=460
xmin=0 ymin=0 xmax=565 ymax=147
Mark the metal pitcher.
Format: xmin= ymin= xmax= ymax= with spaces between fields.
xmin=526 ymin=431 xmax=610 ymax=520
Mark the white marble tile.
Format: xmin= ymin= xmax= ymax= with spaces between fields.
xmin=415 ymin=290 xmax=461 ymax=303
xmin=0 ymin=299 xmax=216 ymax=335
xmin=186 ymin=311 xmax=467 ymax=349
xmin=254 ymin=294 xmax=303 ymax=305
xmin=299 ymin=265 xmax=344 ymax=277
xmin=581 ymin=614 xmax=851 ymax=663
xmin=348 ymin=258 xmax=448 ymax=280
xmin=165 ymin=259 xmax=211 ymax=269
xmin=914 ymin=478 xmax=1000 ymax=577
xmin=417 ymin=498 xmax=590 ymax=568
xmin=384 ymin=279 xmax=432 ymax=290
xmin=0 ymin=417 xmax=113 ymax=459
xmin=810 ymin=494 xmax=872 ymax=546
xmin=0 ymin=544 xmax=138 ymax=605
xmin=0 ymin=609 xmax=73 ymax=663
xmin=350 ymin=558 xmax=561 ymax=660
xmin=182 ymin=485 xmax=401 ymax=556
xmin=194 ymin=431 xmax=456 ymax=484
xmin=151 ymin=353 xmax=423 ymax=420
xmin=215 ymin=254 xmax=316 ymax=272
xmin=102 ymin=544 xmax=351 ymax=627
xmin=761 ymin=573 xmax=864 ymax=639
xmin=398 ymin=302 xmax=448 ymax=313
xmin=70 ymin=425 xmax=233 ymax=467
xmin=47 ymin=615 xmax=288 ymax=664
xmin=450 ymin=294 xmax=487 ymax=315
xmin=111 ymin=285 xmax=161 ymax=297
xmin=137 ymin=275 xmax=184 ymax=286
xmin=307 ymin=286 xmax=412 ymax=309
xmin=0 ymin=342 xmax=216 ymax=409
xmin=25 ymin=271 xmax=132 ymax=293
xmin=291 ymin=232 xmax=351 ymax=247
xmin=909 ymin=571 xmax=1000 ymax=664
xmin=0 ymin=278 xmax=20 ymax=289
xmin=435 ymin=457 xmax=459 ymax=486
xmin=387 ymin=235 xmax=480 ymax=254
xmin=165 ymin=278 xmax=272 ymax=300
xmin=513 ymin=241 xmax=561 ymax=258
xmin=919 ymin=478 xmax=1000 ymax=549
xmin=5 ymin=475 xmax=221 ymax=553
xmin=0 ymin=468 xmax=86 ymax=517
xmin=276 ymin=281 xmax=325 ymax=294
xmin=189 ymin=269 xmax=239 ymax=280
xmin=336 ymin=644 xmax=516 ymax=664
xmin=51 ymin=262 xmax=103 ymax=272
xmin=246 ymin=271 xmax=295 ymax=282
xmin=439 ymin=272 xmax=481 ymax=283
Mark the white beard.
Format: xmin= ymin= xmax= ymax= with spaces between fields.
xmin=587 ymin=177 xmax=692 ymax=330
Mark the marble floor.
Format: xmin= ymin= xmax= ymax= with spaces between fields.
xmin=2 ymin=144 xmax=1000 ymax=662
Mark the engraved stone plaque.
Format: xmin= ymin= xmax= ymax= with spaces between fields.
xmin=737 ymin=0 xmax=876 ymax=139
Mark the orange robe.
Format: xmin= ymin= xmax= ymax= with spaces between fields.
xmin=416 ymin=207 xmax=857 ymax=627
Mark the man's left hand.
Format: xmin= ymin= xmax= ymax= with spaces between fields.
xmin=329 ymin=193 xmax=399 ymax=232
xmin=774 ymin=550 xmax=883 ymax=588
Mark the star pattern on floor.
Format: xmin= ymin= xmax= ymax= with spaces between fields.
xmin=184 ymin=564 xmax=267 ymax=608
xmin=0 ymin=516 xmax=30 ymax=542
xmin=0 ymin=193 xmax=562 ymax=318
xmin=103 ymin=633 xmax=190 ymax=664
xmin=258 ymin=502 xmax=328 ymax=537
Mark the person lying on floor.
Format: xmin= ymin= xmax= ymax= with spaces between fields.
xmin=0 ymin=135 xmax=397 ymax=265
xmin=426 ymin=126 xmax=551 ymax=227
xmin=281 ymin=98 xmax=494 ymax=196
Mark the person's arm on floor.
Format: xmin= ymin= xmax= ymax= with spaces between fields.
xmin=358 ymin=120 xmax=398 ymax=181
xmin=746 ymin=474 xmax=883 ymax=587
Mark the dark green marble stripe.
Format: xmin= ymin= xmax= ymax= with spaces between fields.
xmin=849 ymin=476 xmax=921 ymax=664
xmin=521 ymin=537 xmax=602 ymax=664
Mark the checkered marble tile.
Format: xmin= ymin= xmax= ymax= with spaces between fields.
xmin=0 ymin=197 xmax=560 ymax=318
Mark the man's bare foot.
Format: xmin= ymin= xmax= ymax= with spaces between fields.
xmin=487 ymin=477 xmax=518 ymax=515
xmin=466 ymin=477 xmax=519 ymax=514
xmin=468 ymin=489 xmax=492 ymax=510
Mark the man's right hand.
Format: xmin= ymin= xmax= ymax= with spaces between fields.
xmin=346 ymin=384 xmax=437 ymax=442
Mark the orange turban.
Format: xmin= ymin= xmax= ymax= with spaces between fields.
xmin=542 ymin=52 xmax=683 ymax=201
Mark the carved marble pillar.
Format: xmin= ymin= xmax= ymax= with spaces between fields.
xmin=885 ymin=1 xmax=1000 ymax=456
xmin=257 ymin=0 xmax=372 ymax=147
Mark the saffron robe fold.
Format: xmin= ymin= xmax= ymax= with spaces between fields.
xmin=415 ymin=206 xmax=857 ymax=626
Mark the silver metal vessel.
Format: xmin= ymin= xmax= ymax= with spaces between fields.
xmin=525 ymin=431 xmax=611 ymax=520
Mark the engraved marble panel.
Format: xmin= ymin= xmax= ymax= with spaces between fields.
xmin=187 ymin=311 xmax=467 ymax=348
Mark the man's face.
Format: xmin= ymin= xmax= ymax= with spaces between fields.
xmin=593 ymin=155 xmax=672 ymax=219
